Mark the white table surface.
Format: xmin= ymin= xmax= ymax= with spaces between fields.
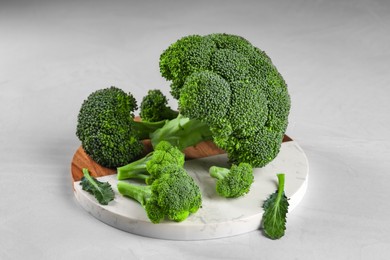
xmin=1 ymin=0 xmax=389 ymax=259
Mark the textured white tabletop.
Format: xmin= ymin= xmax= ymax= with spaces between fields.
xmin=1 ymin=0 xmax=389 ymax=259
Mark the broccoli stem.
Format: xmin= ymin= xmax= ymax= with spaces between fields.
xmin=163 ymin=109 xmax=180 ymax=121
xmin=117 ymin=153 xmax=153 ymax=180
xmin=82 ymin=168 xmax=100 ymax=190
xmin=276 ymin=173 xmax=285 ymax=205
xmin=133 ymin=120 xmax=168 ymax=139
xmin=117 ymin=181 xmax=151 ymax=206
xmin=209 ymin=166 xmax=230 ymax=180
xmin=149 ymin=114 xmax=213 ymax=151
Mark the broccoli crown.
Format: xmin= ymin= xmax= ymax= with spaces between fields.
xmin=159 ymin=33 xmax=290 ymax=167
xmin=152 ymin=164 xmax=202 ymax=221
xmin=145 ymin=141 xmax=185 ymax=184
xmin=140 ymin=89 xmax=179 ymax=122
xmin=179 ymin=71 xmax=231 ymax=126
xmin=117 ymin=164 xmax=202 ymax=223
xmin=76 ymin=86 xmax=144 ymax=168
xmin=116 ymin=140 xmax=185 ymax=183
xmin=209 ymin=163 xmax=254 ymax=198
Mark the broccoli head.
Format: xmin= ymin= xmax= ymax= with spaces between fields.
xmin=156 ymin=33 xmax=290 ymax=167
xmin=209 ymin=163 xmax=254 ymax=198
xmin=76 ymin=86 xmax=166 ymax=168
xmin=117 ymin=164 xmax=202 ymax=223
xmin=116 ymin=140 xmax=185 ymax=184
xmin=140 ymin=89 xmax=179 ymax=122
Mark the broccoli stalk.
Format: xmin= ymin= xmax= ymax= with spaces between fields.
xmin=117 ymin=164 xmax=202 ymax=223
xmin=209 ymin=163 xmax=254 ymax=198
xmin=150 ymin=114 xmax=213 ymax=151
xmin=133 ymin=119 xmax=168 ymax=140
xmin=117 ymin=182 xmax=164 ymax=223
xmin=117 ymin=140 xmax=185 ymax=184
xmin=116 ymin=154 xmax=151 ymax=181
xmin=117 ymin=181 xmax=151 ymax=206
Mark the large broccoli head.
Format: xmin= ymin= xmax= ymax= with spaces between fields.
xmin=76 ymin=86 xmax=144 ymax=168
xmin=159 ymin=33 xmax=290 ymax=167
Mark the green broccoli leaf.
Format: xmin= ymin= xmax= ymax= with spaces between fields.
xmin=262 ymin=173 xmax=289 ymax=239
xmin=80 ymin=168 xmax=115 ymax=205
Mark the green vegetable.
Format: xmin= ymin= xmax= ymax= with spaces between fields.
xmin=154 ymin=33 xmax=290 ymax=168
xmin=140 ymin=89 xmax=179 ymax=122
xmin=80 ymin=168 xmax=115 ymax=205
xmin=76 ymin=86 xmax=166 ymax=168
xmin=117 ymin=164 xmax=202 ymax=223
xmin=117 ymin=140 xmax=185 ymax=184
xmin=262 ymin=173 xmax=289 ymax=239
xmin=209 ymin=163 xmax=254 ymax=198
xmin=150 ymin=114 xmax=213 ymax=151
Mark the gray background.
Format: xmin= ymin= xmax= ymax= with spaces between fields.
xmin=1 ymin=0 xmax=389 ymax=259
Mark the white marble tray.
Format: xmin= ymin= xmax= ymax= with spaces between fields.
xmin=73 ymin=140 xmax=309 ymax=240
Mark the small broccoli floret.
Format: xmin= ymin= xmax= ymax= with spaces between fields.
xmin=76 ymin=86 xmax=166 ymax=168
xmin=140 ymin=89 xmax=179 ymax=122
xmin=156 ymin=33 xmax=291 ymax=167
xmin=117 ymin=164 xmax=202 ymax=223
xmin=117 ymin=141 xmax=185 ymax=184
xmin=209 ymin=163 xmax=254 ymax=198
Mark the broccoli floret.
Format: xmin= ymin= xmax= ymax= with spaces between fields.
xmin=156 ymin=33 xmax=290 ymax=167
xmin=179 ymin=71 xmax=231 ymax=126
xmin=209 ymin=163 xmax=254 ymax=198
xmin=140 ymin=89 xmax=179 ymax=122
xmin=159 ymin=35 xmax=217 ymax=99
xmin=76 ymin=86 xmax=166 ymax=168
xmin=117 ymin=140 xmax=185 ymax=184
xmin=117 ymin=164 xmax=202 ymax=223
